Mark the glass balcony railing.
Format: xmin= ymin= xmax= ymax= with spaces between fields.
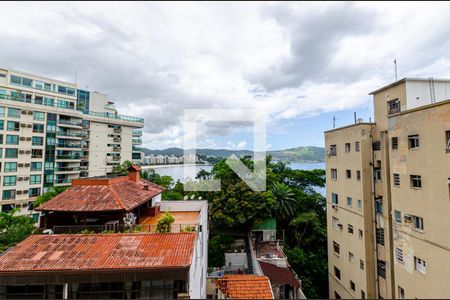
xmin=57 ymin=131 xmax=83 ymax=137
xmin=58 ymin=119 xmax=83 ymax=126
xmin=55 ymin=167 xmax=81 ymax=172
xmin=132 ymin=130 xmax=143 ymax=136
xmin=56 ymin=155 xmax=82 ymax=160
xmin=132 ymin=139 xmax=142 ymax=145
xmin=54 ymin=178 xmax=71 ymax=184
xmin=82 ymin=110 xmax=144 ymax=123
xmin=56 ymin=143 xmax=82 ymax=148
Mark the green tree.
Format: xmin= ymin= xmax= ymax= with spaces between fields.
xmin=33 ymin=187 xmax=68 ymax=208
xmin=112 ymin=160 xmax=133 ymax=175
xmin=271 ymin=182 xmax=296 ymax=220
xmin=208 ymin=234 xmax=235 ymax=267
xmin=156 ymin=212 xmax=175 ymax=233
xmin=0 ymin=209 xmax=35 ymax=252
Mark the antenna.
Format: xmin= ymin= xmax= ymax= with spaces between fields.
xmin=394 ymin=58 xmax=398 ymax=81
xmin=333 ymin=116 xmax=336 ymax=129
xmin=354 ymin=112 xmax=357 ymax=124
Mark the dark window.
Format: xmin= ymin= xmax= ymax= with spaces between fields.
xmin=345 ymin=143 xmax=351 ymax=152
xmin=410 ymin=175 xmax=422 ymax=188
xmin=334 ymin=266 xmax=341 ymax=280
xmin=375 ymin=198 xmax=383 ymax=214
xmin=408 ymin=134 xmax=420 ymax=149
xmin=331 ymin=169 xmax=337 ymax=180
xmin=332 ymin=193 xmax=339 ymax=205
xmin=350 ymin=281 xmax=355 ymax=291
xmin=376 ymin=228 xmax=385 ymax=245
xmin=374 ymin=168 xmax=382 ymax=181
xmin=329 ymin=144 xmax=337 ymax=156
xmin=393 ymin=173 xmax=400 ymax=186
xmin=446 ymin=131 xmax=450 ymax=152
xmin=373 ymin=141 xmax=381 ymax=151
xmin=334 ymin=292 xmax=341 ymax=299
xmin=333 ymin=241 xmax=340 ymax=255
xmin=387 ymin=99 xmax=401 ymax=114
xmin=392 ymin=137 xmax=398 ymax=150
xmin=361 ymin=291 xmax=366 ymax=299
xmin=348 ymin=224 xmax=354 ymax=234
xmin=356 ymin=170 xmax=361 ymax=180
xmin=346 ymin=170 xmax=352 ymax=179
xmin=377 ymin=260 xmax=386 ymax=278
xmin=355 ymin=141 xmax=360 ymax=152
xmin=360 ymin=259 xmax=364 ymax=270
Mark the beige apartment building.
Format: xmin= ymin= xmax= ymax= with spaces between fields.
xmin=325 ymin=78 xmax=450 ymax=299
xmin=0 ymin=68 xmax=144 ymax=217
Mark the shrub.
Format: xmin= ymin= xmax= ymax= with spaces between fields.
xmin=156 ymin=212 xmax=175 ymax=233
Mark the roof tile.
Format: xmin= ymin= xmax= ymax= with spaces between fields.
xmin=217 ymin=274 xmax=274 ymax=299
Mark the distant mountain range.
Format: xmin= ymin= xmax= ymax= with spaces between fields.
xmin=142 ymin=146 xmax=325 ymax=163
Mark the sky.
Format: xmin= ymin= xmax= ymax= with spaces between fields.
xmin=2 ymin=1 xmax=450 ymax=150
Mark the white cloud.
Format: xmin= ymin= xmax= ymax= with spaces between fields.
xmin=1 ymin=2 xmax=450 ymax=149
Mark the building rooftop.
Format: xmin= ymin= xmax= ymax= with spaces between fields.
xmin=36 ymin=168 xmax=164 ymax=212
xmin=0 ymin=233 xmax=196 ymax=274
xmin=369 ymin=77 xmax=450 ymax=95
xmin=217 ymin=274 xmax=274 ymax=299
xmin=259 ymin=261 xmax=301 ymax=288
xmin=140 ymin=211 xmax=200 ymax=226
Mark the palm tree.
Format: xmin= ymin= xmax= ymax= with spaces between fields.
xmin=272 ymin=182 xmax=296 ymax=220
xmin=196 ymin=169 xmax=212 ymax=180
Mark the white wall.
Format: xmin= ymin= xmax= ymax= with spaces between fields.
xmin=406 ymin=80 xmax=450 ymax=109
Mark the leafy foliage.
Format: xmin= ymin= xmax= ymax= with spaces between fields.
xmin=208 ymin=234 xmax=235 ymax=267
xmin=271 ymin=182 xmax=296 ymax=220
xmin=112 ymin=160 xmax=133 ymax=175
xmin=0 ymin=210 xmax=35 ymax=252
xmin=156 ymin=212 xmax=175 ymax=233
xmin=33 ymin=187 xmax=68 ymax=208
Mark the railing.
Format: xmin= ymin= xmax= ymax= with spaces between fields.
xmin=52 ymin=223 xmax=197 ymax=234
xmin=54 ymin=179 xmax=71 ymax=184
xmin=132 ymin=139 xmax=142 ymax=144
xmin=55 ymin=167 xmax=81 ymax=172
xmin=57 ymin=131 xmax=82 ymax=137
xmin=388 ymin=107 xmax=401 ymax=115
xmin=58 ymin=119 xmax=83 ymax=126
xmin=56 ymin=155 xmax=82 ymax=160
xmin=132 ymin=130 xmax=143 ymax=136
xmin=56 ymin=143 xmax=82 ymax=148
xmin=82 ymin=110 xmax=144 ymax=123
xmin=0 ymin=94 xmax=77 ymax=111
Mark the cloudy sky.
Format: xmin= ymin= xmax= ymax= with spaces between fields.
xmin=2 ymin=1 xmax=450 ymax=150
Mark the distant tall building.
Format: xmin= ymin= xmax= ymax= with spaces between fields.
xmin=0 ymin=68 xmax=144 ymax=215
xmin=325 ymin=78 xmax=450 ymax=299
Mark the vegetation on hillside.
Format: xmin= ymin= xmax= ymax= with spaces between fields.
xmin=0 ymin=209 xmax=36 ymax=252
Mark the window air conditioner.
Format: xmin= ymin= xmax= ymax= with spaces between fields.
xmin=16 ymin=190 xmax=22 ymax=195
xmin=20 ymin=137 xmax=26 ymax=141
xmin=27 ymin=111 xmax=33 ymax=115
xmin=21 ymin=110 xmax=27 ymax=114
xmin=26 ymin=137 xmax=31 ymax=141
xmin=404 ymin=214 xmax=412 ymax=222
xmin=18 ymin=163 xmax=24 ymax=167
xmin=20 ymin=123 xmax=26 ymax=128
xmin=17 ymin=177 xmax=23 ymax=181
xmin=332 ymin=204 xmax=338 ymax=209
xmin=27 ymin=124 xmax=32 ymax=128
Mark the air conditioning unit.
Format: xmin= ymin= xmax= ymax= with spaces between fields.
xmin=21 ymin=110 xmax=27 ymax=114
xmin=404 ymin=214 xmax=412 ymax=222
xmin=27 ymin=124 xmax=32 ymax=128
xmin=332 ymin=204 xmax=338 ymax=209
xmin=18 ymin=163 xmax=24 ymax=167
xmin=26 ymin=137 xmax=31 ymax=141
xmin=16 ymin=190 xmax=23 ymax=195
xmin=27 ymin=111 xmax=33 ymax=115
xmin=25 ymin=150 xmax=31 ymax=154
xmin=23 ymin=190 xmax=29 ymax=195
xmin=337 ymin=223 xmax=343 ymax=229
xmin=19 ymin=150 xmax=25 ymax=154
xmin=24 ymin=163 xmax=30 ymax=167
xmin=23 ymin=176 xmax=29 ymax=180
xmin=17 ymin=177 xmax=23 ymax=181
xmin=20 ymin=123 xmax=26 ymax=128
xmin=20 ymin=137 xmax=26 ymax=141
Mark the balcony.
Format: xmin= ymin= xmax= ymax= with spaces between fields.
xmin=56 ymin=143 xmax=82 ymax=149
xmin=52 ymin=223 xmax=198 ymax=234
xmin=132 ymin=130 xmax=143 ymax=136
xmin=82 ymin=110 xmax=144 ymax=124
xmin=58 ymin=119 xmax=83 ymax=127
xmin=55 ymin=167 xmax=81 ymax=173
xmin=57 ymin=131 xmax=82 ymax=139
xmin=0 ymin=94 xmax=78 ymax=112
xmin=132 ymin=139 xmax=142 ymax=145
xmin=56 ymin=155 xmax=82 ymax=160
xmin=54 ymin=178 xmax=72 ymax=186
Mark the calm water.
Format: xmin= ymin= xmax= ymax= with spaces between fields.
xmin=144 ymin=162 xmax=325 ymax=184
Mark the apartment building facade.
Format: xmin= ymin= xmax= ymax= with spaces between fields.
xmin=0 ymin=68 xmax=144 ymax=215
xmin=325 ymin=78 xmax=450 ymax=299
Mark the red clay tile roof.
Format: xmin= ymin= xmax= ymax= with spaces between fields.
xmin=259 ymin=261 xmax=301 ymax=288
xmin=0 ymin=233 xmax=195 ymax=274
xmin=35 ymin=177 xmax=164 ymax=212
xmin=217 ymin=275 xmax=274 ymax=299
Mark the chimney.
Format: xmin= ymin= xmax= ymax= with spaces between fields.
xmin=127 ymin=165 xmax=141 ymax=182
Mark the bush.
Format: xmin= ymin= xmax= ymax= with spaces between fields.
xmin=156 ymin=212 xmax=175 ymax=233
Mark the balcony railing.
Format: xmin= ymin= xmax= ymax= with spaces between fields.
xmin=58 ymin=119 xmax=83 ymax=126
xmin=56 ymin=143 xmax=82 ymax=149
xmin=57 ymin=131 xmax=82 ymax=138
xmin=132 ymin=130 xmax=143 ymax=136
xmin=56 ymin=155 xmax=82 ymax=160
xmin=52 ymin=224 xmax=197 ymax=234
xmin=82 ymin=110 xmax=144 ymax=124
xmin=55 ymin=167 xmax=81 ymax=172
xmin=54 ymin=179 xmax=71 ymax=185
xmin=0 ymin=94 xmax=77 ymax=111
xmin=132 ymin=139 xmax=142 ymax=145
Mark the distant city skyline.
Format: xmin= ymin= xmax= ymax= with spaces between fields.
xmin=2 ymin=2 xmax=450 ymax=150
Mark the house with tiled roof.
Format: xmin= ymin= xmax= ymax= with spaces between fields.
xmin=36 ymin=165 xmax=165 ymax=232
xmin=216 ymin=274 xmax=274 ymax=299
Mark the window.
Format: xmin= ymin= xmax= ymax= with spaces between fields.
xmin=376 ymin=228 xmax=385 ymax=245
xmin=7 ymin=121 xmax=20 ymax=131
xmin=398 ymin=286 xmax=405 ymax=299
xmin=408 ymin=134 xmax=420 ymax=149
xmin=412 ymin=216 xmax=424 ymax=231
xmin=2 ymin=190 xmax=16 ymax=200
xmin=377 ymin=260 xmax=386 ymax=278
xmin=10 ymin=75 xmax=32 ymax=87
xmin=31 ymin=162 xmax=42 ymax=171
xmin=349 ymin=252 xmax=354 ymax=262
xmin=4 ymin=162 xmax=17 ymax=172
xmin=333 ymin=241 xmax=340 ymax=255
xmin=6 ymin=135 xmax=19 ymax=145
xmin=347 ymin=197 xmax=352 ymax=207
xmin=44 ymin=162 xmax=54 ymax=170
xmin=350 ymin=280 xmax=355 ymax=291
xmin=410 ymin=175 xmax=422 ymax=188
xmin=446 ymin=131 xmax=450 ymax=152
xmin=360 ymin=259 xmax=365 ymax=270
xmin=355 ymin=141 xmax=360 ymax=152
xmin=357 ymin=199 xmax=362 ymax=210
xmin=332 ymin=217 xmax=341 ymax=230
xmin=7 ymin=108 xmax=20 ymax=118
xmin=32 ymin=136 xmax=43 ymax=146
xmin=374 ymin=168 xmax=382 ymax=181
xmin=392 ymin=137 xmax=398 ymax=150
xmin=0 ymin=106 xmax=4 ymax=117
xmin=372 ymin=141 xmax=381 ymax=151
xmin=332 ymin=193 xmax=339 ymax=205
xmin=396 ymin=248 xmax=404 ymax=264
xmin=33 ymin=111 xmax=45 ymax=121
xmin=346 ymin=170 xmax=352 ymax=179
xmin=33 ymin=124 xmax=44 ymax=133
xmin=334 ymin=292 xmax=341 ymax=299
xmin=361 ymin=291 xmax=366 ymax=299
xmin=393 ymin=173 xmax=400 ymax=186
xmin=345 ymin=143 xmax=351 ymax=152
xmin=334 ymin=266 xmax=341 ymax=280
xmin=29 ymin=188 xmax=41 ymax=197
xmin=3 ymin=176 xmax=16 ymax=187
xmin=415 ymin=257 xmax=426 ymax=273
xmin=0 ymin=134 xmax=3 ymax=144
xmin=331 ymin=168 xmax=337 ymax=180
xmin=0 ymin=120 xmax=3 ymax=130
xmin=387 ymin=99 xmax=401 ymax=114
xmin=356 ymin=170 xmax=361 ymax=181
xmin=329 ymin=144 xmax=337 ymax=156
xmin=358 ymin=229 xmax=363 ymax=239
xmin=375 ymin=198 xmax=383 ymax=214
xmin=348 ymin=224 xmax=354 ymax=234
xmin=394 ymin=210 xmax=401 ymax=224
xmin=30 ymin=175 xmax=41 ymax=185
xmin=5 ymin=148 xmax=18 ymax=158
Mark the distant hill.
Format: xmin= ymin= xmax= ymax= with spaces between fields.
xmin=142 ymin=146 xmax=325 ymax=163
